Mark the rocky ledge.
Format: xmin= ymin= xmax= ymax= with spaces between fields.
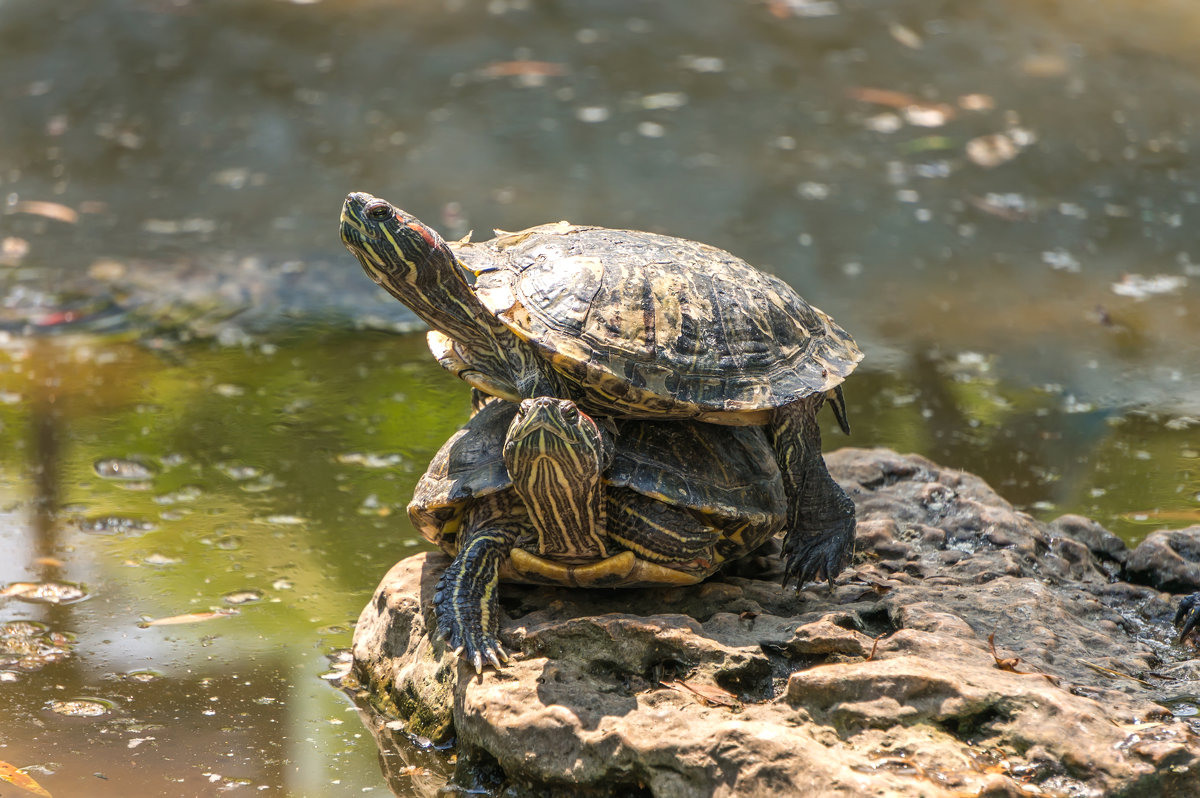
xmin=351 ymin=448 xmax=1200 ymax=797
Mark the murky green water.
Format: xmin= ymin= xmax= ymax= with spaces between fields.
xmin=2 ymin=0 xmax=1199 ymax=795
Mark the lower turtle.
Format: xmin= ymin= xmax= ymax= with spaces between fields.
xmin=408 ymin=396 xmax=786 ymax=672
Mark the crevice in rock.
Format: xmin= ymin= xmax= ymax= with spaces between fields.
xmin=450 ymin=745 xmax=507 ymax=795
xmin=934 ymin=703 xmax=1010 ymax=745
xmin=855 ymin=603 xmax=899 ymax=637
xmin=713 ymin=655 xmax=774 ymax=702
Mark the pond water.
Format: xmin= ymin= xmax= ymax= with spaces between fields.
xmin=2 ymin=0 xmax=1199 ymax=795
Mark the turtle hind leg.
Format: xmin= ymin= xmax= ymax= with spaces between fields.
xmin=770 ymin=395 xmax=856 ymax=589
xmin=1176 ymin=592 xmax=1200 ymax=643
xmin=433 ymin=503 xmax=521 ymax=673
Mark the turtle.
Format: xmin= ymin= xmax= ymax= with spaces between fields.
xmin=340 ymin=192 xmax=863 ymax=587
xmin=409 ymin=395 xmax=787 ymax=671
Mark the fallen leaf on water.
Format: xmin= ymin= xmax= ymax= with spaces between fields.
xmin=1120 ymin=509 xmax=1200 ymax=523
xmin=12 ymin=201 xmax=78 ymax=224
xmin=0 ymin=760 xmax=53 ymax=798
xmin=888 ymin=22 xmax=923 ymax=50
xmin=139 ymin=610 xmax=238 ymax=627
xmin=957 ymin=93 xmax=995 ymax=111
xmin=847 ymin=87 xmax=956 ymax=126
xmin=660 ymin=679 xmax=742 ymax=709
xmin=479 ymin=61 xmax=566 ymax=78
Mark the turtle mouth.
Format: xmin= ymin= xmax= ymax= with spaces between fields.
xmin=509 ymin=400 xmax=584 ymax=444
xmin=340 ymin=193 xmax=381 ymax=244
xmin=509 ymin=413 xmax=577 ymax=443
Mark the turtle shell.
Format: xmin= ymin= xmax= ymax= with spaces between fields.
xmin=407 ymin=400 xmax=785 ymax=570
xmin=456 ymin=223 xmax=862 ymax=420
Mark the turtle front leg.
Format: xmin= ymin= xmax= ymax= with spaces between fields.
xmin=770 ymin=395 xmax=856 ymax=588
xmin=433 ymin=502 xmax=522 ymax=673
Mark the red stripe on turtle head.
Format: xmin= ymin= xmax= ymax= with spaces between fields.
xmin=405 ymin=221 xmax=441 ymax=250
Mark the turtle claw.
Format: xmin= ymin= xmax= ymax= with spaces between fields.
xmin=1175 ymin=592 xmax=1200 ymax=643
xmin=431 ymin=553 xmax=511 ymax=673
xmin=781 ymin=517 xmax=855 ymax=590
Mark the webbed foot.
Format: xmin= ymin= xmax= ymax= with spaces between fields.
xmin=781 ymin=516 xmax=855 ymax=589
xmin=1175 ymin=592 xmax=1200 ymax=643
xmin=430 ymin=528 xmax=516 ymax=673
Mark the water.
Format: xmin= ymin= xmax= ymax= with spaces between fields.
xmin=1 ymin=0 xmax=1199 ymax=795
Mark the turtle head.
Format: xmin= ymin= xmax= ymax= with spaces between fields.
xmin=504 ymin=397 xmax=614 ymax=560
xmin=504 ymin=397 xmax=614 ymax=477
xmin=340 ymin=192 xmax=454 ymax=290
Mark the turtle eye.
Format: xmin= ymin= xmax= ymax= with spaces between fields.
xmin=561 ymin=403 xmax=579 ymax=422
xmin=365 ymin=201 xmax=393 ymax=221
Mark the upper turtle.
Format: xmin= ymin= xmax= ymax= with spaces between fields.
xmin=341 ymin=193 xmax=863 ymax=423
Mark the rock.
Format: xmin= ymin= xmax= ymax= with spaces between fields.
xmin=1126 ymin=526 xmax=1200 ymax=593
xmin=351 ymin=448 xmax=1200 ymax=797
xmin=1049 ymin=513 xmax=1129 ymax=568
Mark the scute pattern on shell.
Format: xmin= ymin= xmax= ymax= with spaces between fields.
xmin=466 ymin=224 xmax=862 ymax=416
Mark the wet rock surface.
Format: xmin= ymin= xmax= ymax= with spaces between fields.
xmin=353 ymin=448 xmax=1200 ymax=797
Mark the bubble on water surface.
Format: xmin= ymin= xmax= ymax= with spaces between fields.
xmin=49 ymin=697 xmax=115 ymax=717
xmin=94 ymin=458 xmax=157 ymax=481
xmin=2 ymin=580 xmax=88 ymax=604
xmin=2 ymin=620 xmax=74 ymax=673
xmin=77 ymin=515 xmax=157 ymax=536
xmin=124 ymin=669 xmax=164 ymax=683
xmin=222 ymin=590 xmax=263 ymax=606
xmin=154 ymin=485 xmax=203 ymax=505
xmin=260 ymin=515 xmax=305 ymax=525
xmin=336 ymin=452 xmax=403 ymax=468
xmin=217 ymin=463 xmax=262 ymax=481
